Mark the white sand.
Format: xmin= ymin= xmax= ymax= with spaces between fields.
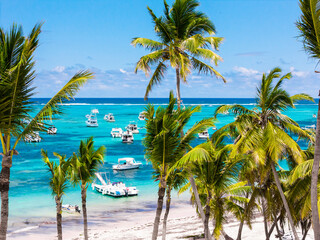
xmin=7 ymin=200 xmax=314 ymax=240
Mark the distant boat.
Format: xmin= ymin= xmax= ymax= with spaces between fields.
xmin=86 ymin=109 xmax=99 ymax=127
xmin=313 ymin=114 xmax=317 ymax=118
xmin=198 ymin=130 xmax=209 ymax=139
xmin=302 ymin=124 xmax=316 ymax=130
xmin=111 ymin=128 xmax=123 ymax=138
xmin=122 ymin=130 xmax=134 ymax=143
xmin=91 ymin=109 xmax=99 ymax=114
xmin=212 ymin=127 xmax=217 ymax=130
xmin=138 ymin=111 xmax=146 ymax=121
xmin=47 ymin=126 xmax=57 ymax=134
xmin=25 ymin=131 xmax=41 ymax=143
xmin=126 ymin=122 xmax=139 ymax=134
xmin=112 ymin=158 xmax=142 ymax=171
xmin=104 ymin=113 xmax=115 ymax=122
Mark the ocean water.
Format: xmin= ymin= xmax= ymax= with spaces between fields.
xmin=8 ymin=98 xmax=318 ymax=228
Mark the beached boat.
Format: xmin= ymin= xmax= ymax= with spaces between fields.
xmin=112 ymin=158 xmax=142 ymax=171
xmin=104 ymin=113 xmax=115 ymax=122
xmin=126 ymin=122 xmax=139 ymax=134
xmin=198 ymin=130 xmax=209 ymax=139
xmin=138 ymin=111 xmax=146 ymax=121
xmin=122 ymin=130 xmax=134 ymax=143
xmin=62 ymin=204 xmax=81 ymax=213
xmin=111 ymin=128 xmax=123 ymax=138
xmin=47 ymin=126 xmax=57 ymax=134
xmin=25 ymin=132 xmax=41 ymax=143
xmin=92 ymin=173 xmax=139 ymax=197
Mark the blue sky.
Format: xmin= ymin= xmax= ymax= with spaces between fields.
xmin=1 ymin=0 xmax=319 ymax=98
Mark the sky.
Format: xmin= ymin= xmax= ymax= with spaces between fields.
xmin=1 ymin=0 xmax=319 ymax=98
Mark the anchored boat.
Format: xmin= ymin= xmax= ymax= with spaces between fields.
xmin=112 ymin=158 xmax=142 ymax=171
xmin=111 ymin=128 xmax=123 ymax=138
xmin=198 ymin=130 xmax=209 ymax=139
xmin=126 ymin=122 xmax=139 ymax=134
xmin=122 ymin=130 xmax=134 ymax=143
xmin=104 ymin=113 xmax=115 ymax=122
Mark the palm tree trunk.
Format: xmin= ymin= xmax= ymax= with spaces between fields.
xmin=55 ymin=196 xmax=62 ymax=240
xmin=236 ymin=218 xmax=244 ymax=240
xmin=261 ymin=196 xmax=269 ymax=240
xmin=162 ymin=186 xmax=172 ymax=240
xmin=311 ymin=100 xmax=320 ymax=240
xmin=0 ymin=154 xmax=12 ymax=240
xmin=270 ymin=163 xmax=299 ymax=240
xmin=175 ymin=68 xmax=181 ymax=109
xmin=81 ymin=183 xmax=88 ymax=240
xmin=204 ymin=192 xmax=211 ymax=240
xmin=152 ymin=177 xmax=166 ymax=240
xmin=189 ymin=176 xmax=212 ymax=240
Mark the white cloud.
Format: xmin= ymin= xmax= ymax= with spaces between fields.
xmin=120 ymin=68 xmax=127 ymax=74
xmin=52 ymin=66 xmax=65 ymax=73
xmin=233 ymin=66 xmax=260 ymax=78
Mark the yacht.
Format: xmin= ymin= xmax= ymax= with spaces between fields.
xmin=104 ymin=113 xmax=115 ymax=122
xmin=112 ymin=158 xmax=142 ymax=171
xmin=198 ymin=130 xmax=209 ymax=139
xmin=138 ymin=111 xmax=146 ymax=121
xmin=122 ymin=130 xmax=134 ymax=143
xmin=111 ymin=128 xmax=123 ymax=138
xmin=25 ymin=132 xmax=41 ymax=143
xmin=47 ymin=126 xmax=57 ymax=134
xmin=126 ymin=122 xmax=139 ymax=134
xmin=92 ymin=173 xmax=139 ymax=197
xmin=86 ymin=117 xmax=98 ymax=127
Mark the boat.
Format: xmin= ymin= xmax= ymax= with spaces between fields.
xmin=138 ymin=111 xmax=146 ymax=121
xmin=25 ymin=132 xmax=41 ymax=143
xmin=302 ymin=124 xmax=316 ymax=130
xmin=212 ymin=127 xmax=217 ymax=130
xmin=111 ymin=128 xmax=123 ymax=138
xmin=104 ymin=113 xmax=115 ymax=122
xmin=47 ymin=126 xmax=57 ymax=134
xmin=62 ymin=204 xmax=81 ymax=213
xmin=198 ymin=130 xmax=209 ymax=139
xmin=313 ymin=114 xmax=317 ymax=118
xmin=126 ymin=122 xmax=139 ymax=134
xmin=91 ymin=109 xmax=99 ymax=114
xmin=122 ymin=130 xmax=134 ymax=143
xmin=86 ymin=117 xmax=98 ymax=127
xmin=222 ymin=110 xmax=229 ymax=115
xmin=91 ymin=173 xmax=139 ymax=197
xmin=112 ymin=158 xmax=142 ymax=171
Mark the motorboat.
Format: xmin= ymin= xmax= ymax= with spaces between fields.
xmin=126 ymin=122 xmax=139 ymax=134
xmin=25 ymin=132 xmax=41 ymax=143
xmin=222 ymin=111 xmax=229 ymax=115
xmin=91 ymin=173 xmax=139 ymax=197
xmin=104 ymin=113 xmax=115 ymax=122
xmin=122 ymin=130 xmax=134 ymax=143
xmin=86 ymin=117 xmax=98 ymax=127
xmin=313 ymin=114 xmax=317 ymax=118
xmin=112 ymin=158 xmax=142 ymax=171
xmin=302 ymin=124 xmax=316 ymax=130
xmin=62 ymin=204 xmax=81 ymax=214
xmin=47 ymin=126 xmax=57 ymax=134
xmin=138 ymin=111 xmax=146 ymax=121
xmin=212 ymin=127 xmax=217 ymax=130
xmin=111 ymin=128 xmax=123 ymax=138
xmin=91 ymin=109 xmax=99 ymax=114
xmin=198 ymin=130 xmax=209 ymax=139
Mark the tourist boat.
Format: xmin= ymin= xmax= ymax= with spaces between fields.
xmin=47 ymin=126 xmax=57 ymax=134
xmin=62 ymin=204 xmax=81 ymax=213
xmin=86 ymin=117 xmax=98 ymax=127
xmin=126 ymin=122 xmax=139 ymax=134
xmin=92 ymin=173 xmax=139 ymax=197
xmin=112 ymin=158 xmax=142 ymax=171
xmin=111 ymin=128 xmax=123 ymax=138
xmin=198 ymin=130 xmax=209 ymax=139
xmin=104 ymin=113 xmax=115 ymax=122
xmin=122 ymin=130 xmax=134 ymax=143
xmin=25 ymin=132 xmax=41 ymax=143
xmin=138 ymin=111 xmax=146 ymax=121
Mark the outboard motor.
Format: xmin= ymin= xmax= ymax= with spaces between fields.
xmin=75 ymin=205 xmax=81 ymax=213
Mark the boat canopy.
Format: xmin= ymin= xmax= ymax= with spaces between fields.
xmin=118 ymin=158 xmax=135 ymax=164
xmin=91 ymin=109 xmax=99 ymax=114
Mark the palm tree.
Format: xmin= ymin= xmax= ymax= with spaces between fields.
xmin=143 ymin=91 xmax=214 ymax=240
xmin=214 ymin=67 xmax=313 ymax=240
xmin=0 ymin=24 xmax=93 ymax=239
xmin=132 ymin=0 xmax=225 ymax=108
xmin=42 ymin=150 xmax=70 ymax=240
xmin=296 ymin=1 xmax=320 ymax=238
xmin=69 ymin=137 xmax=106 ymax=240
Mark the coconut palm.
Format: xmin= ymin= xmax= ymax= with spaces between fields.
xmin=69 ymin=137 xmax=106 ymax=240
xmin=42 ymin=150 xmax=70 ymax=240
xmin=132 ymin=0 xmax=225 ymax=108
xmin=143 ymin=91 xmax=214 ymax=240
xmin=296 ymin=1 xmax=320 ymax=238
xmin=214 ymin=67 xmax=313 ymax=240
xmin=0 ymin=24 xmax=93 ymax=239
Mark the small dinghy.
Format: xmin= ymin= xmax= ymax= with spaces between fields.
xmin=62 ymin=204 xmax=81 ymax=214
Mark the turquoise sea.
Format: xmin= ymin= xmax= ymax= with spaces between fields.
xmin=8 ymin=98 xmax=318 ymax=232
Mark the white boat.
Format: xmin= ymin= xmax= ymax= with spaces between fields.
xmin=86 ymin=117 xmax=98 ymax=127
xmin=47 ymin=126 xmax=57 ymax=134
xmin=313 ymin=114 xmax=317 ymax=118
xmin=122 ymin=130 xmax=134 ymax=143
xmin=92 ymin=173 xmax=139 ymax=197
xmin=25 ymin=132 xmax=41 ymax=143
xmin=222 ymin=110 xmax=229 ymax=115
xmin=126 ymin=122 xmax=139 ymax=134
xmin=138 ymin=111 xmax=146 ymax=121
xmin=91 ymin=109 xmax=99 ymax=114
xmin=104 ymin=113 xmax=115 ymax=122
xmin=212 ymin=127 xmax=217 ymax=130
xmin=111 ymin=128 xmax=123 ymax=138
xmin=198 ymin=130 xmax=209 ymax=139
xmin=62 ymin=204 xmax=81 ymax=213
xmin=112 ymin=158 xmax=142 ymax=171
xmin=302 ymin=124 xmax=316 ymax=130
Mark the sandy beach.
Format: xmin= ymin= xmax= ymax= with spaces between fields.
xmin=7 ymin=198 xmax=314 ymax=240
